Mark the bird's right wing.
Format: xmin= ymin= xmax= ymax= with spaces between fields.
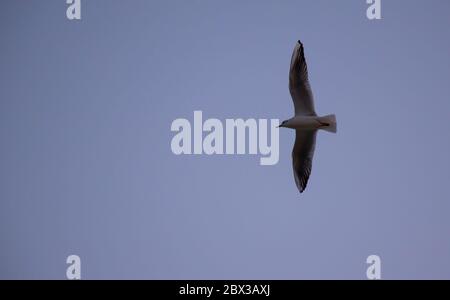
xmin=292 ymin=130 xmax=317 ymax=193
xmin=289 ymin=41 xmax=316 ymax=116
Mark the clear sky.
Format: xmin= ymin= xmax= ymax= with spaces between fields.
xmin=1 ymin=0 xmax=450 ymax=279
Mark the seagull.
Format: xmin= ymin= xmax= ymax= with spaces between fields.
xmin=278 ymin=40 xmax=337 ymax=193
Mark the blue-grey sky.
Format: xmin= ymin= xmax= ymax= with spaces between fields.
xmin=1 ymin=0 xmax=450 ymax=279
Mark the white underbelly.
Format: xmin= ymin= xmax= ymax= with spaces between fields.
xmin=291 ymin=116 xmax=322 ymax=129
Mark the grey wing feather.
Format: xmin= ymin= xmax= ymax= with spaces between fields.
xmin=292 ymin=130 xmax=317 ymax=193
xmin=289 ymin=41 xmax=316 ymax=116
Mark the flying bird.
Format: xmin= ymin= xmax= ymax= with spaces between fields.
xmin=278 ymin=40 xmax=337 ymax=193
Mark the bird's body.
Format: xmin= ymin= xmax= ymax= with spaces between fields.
xmin=281 ymin=115 xmax=336 ymax=132
xmin=279 ymin=40 xmax=337 ymax=194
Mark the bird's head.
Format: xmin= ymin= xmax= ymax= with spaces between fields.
xmin=278 ymin=120 xmax=289 ymax=128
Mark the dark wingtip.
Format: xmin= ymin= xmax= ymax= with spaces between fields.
xmin=297 ymin=40 xmax=304 ymax=53
xmin=298 ymin=184 xmax=306 ymax=194
xmin=295 ymin=178 xmax=307 ymax=194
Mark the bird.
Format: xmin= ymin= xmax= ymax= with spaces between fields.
xmin=278 ymin=40 xmax=337 ymax=193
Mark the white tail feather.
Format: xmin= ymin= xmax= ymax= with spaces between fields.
xmin=319 ymin=114 xmax=337 ymax=133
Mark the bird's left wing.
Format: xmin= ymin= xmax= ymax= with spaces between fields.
xmin=292 ymin=130 xmax=317 ymax=193
xmin=289 ymin=40 xmax=316 ymax=116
